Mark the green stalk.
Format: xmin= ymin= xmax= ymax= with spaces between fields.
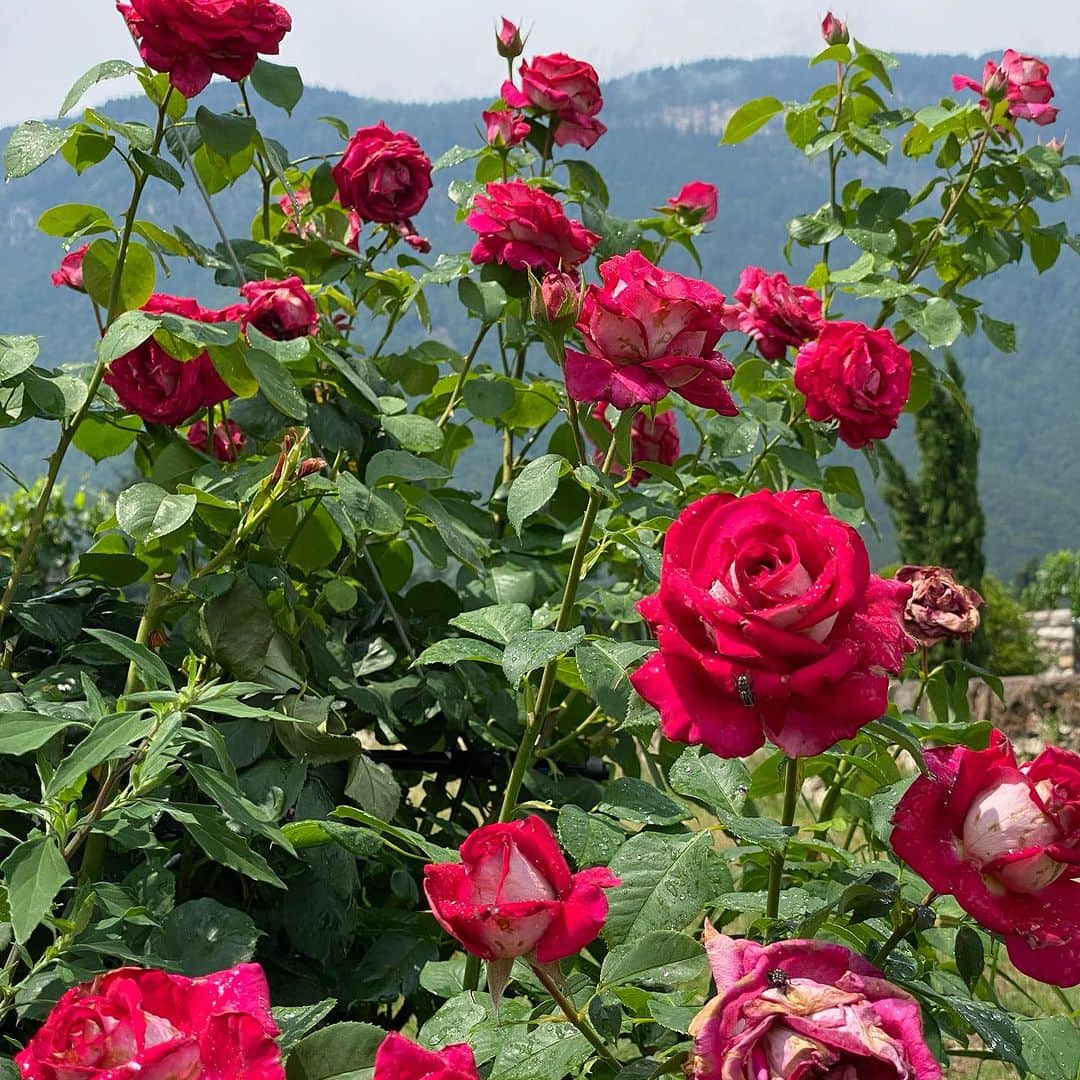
xmin=872 ymin=890 xmax=938 ymax=966
xmin=765 ymin=756 xmax=801 ymax=919
xmin=438 ymin=322 xmax=493 ymax=428
xmin=531 ymin=963 xmax=619 ymax=1068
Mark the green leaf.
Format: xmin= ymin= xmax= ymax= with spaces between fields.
xmin=46 ymin=712 xmax=156 ymax=798
xmin=457 ymin=278 xmax=507 ymax=322
xmin=82 ymin=238 xmax=156 ymax=314
xmin=789 ymin=204 xmax=843 ymax=245
xmin=948 ymin=998 xmax=1025 ymax=1069
xmin=85 ymin=628 xmax=175 ymax=689
xmin=366 ymin=450 xmax=449 ymax=486
xmin=557 ymin=805 xmax=624 ymax=868
xmin=0 ymin=335 xmax=40 ymax=381
xmin=669 ymin=747 xmax=750 ymax=815
xmin=98 ymin=310 xmax=159 ymax=363
xmin=116 ymin=482 xmax=197 ymax=543
xmin=132 ymin=148 xmax=184 ymax=192
xmin=489 ymin=1025 xmax=591 ymax=1080
xmin=415 ymin=638 xmax=503 ymax=667
xmin=345 ymin=756 xmax=401 ymax=821
xmin=979 ymin=313 xmax=1017 ymax=353
xmin=1018 ymin=1017 xmax=1080 ymax=1080
xmin=382 ymin=413 xmax=444 ymax=453
xmin=159 ymin=898 xmax=260 ymax=976
xmin=203 ymin=573 xmax=275 ymax=681
xmin=72 ymin=413 xmax=142 ymax=462
xmin=195 ymin=106 xmax=257 ymax=158
xmin=599 ymin=930 xmax=708 ymax=990
xmin=1 ymin=837 xmax=70 ymax=944
xmin=575 ymin=639 xmax=652 ymax=722
xmin=908 ymin=297 xmax=962 ymax=348
xmin=4 ymin=121 xmax=70 ymax=179
xmin=245 ymin=349 xmax=308 ymax=419
xmin=60 ymin=60 xmax=137 ymax=116
xmin=598 ymin=777 xmax=689 ymax=826
xmin=0 ymin=712 xmax=86 ymax=755
xmin=502 ymin=627 xmax=585 ymax=686
xmin=37 ymin=203 xmax=111 ymax=237
xmin=250 ymin=58 xmax=304 ymax=114
xmin=449 ymin=603 xmax=531 ymax=646
xmin=275 ymin=999 xmax=338 ymax=1058
xmin=721 ymin=96 xmax=784 ymax=144
xmin=285 ymin=1021 xmax=384 ymax=1080
xmin=166 ymin=803 xmax=285 ymax=888
xmin=186 ymin=762 xmax=292 ymax=851
xmin=954 ymin=924 xmax=984 ymax=991
xmin=507 ymin=454 xmax=565 ymax=534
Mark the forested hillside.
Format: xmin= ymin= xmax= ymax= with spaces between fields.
xmin=1 ymin=52 xmax=1077 ymax=575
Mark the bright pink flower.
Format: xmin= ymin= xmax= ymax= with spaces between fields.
xmin=496 ymin=18 xmax=524 ymax=61
xmin=187 ymin=418 xmax=247 ymax=461
xmin=116 ymin=0 xmax=291 ymax=98
xmin=15 ymin=963 xmax=283 ymax=1079
xmin=591 ymin=405 xmax=680 ymax=486
xmin=502 ymin=53 xmax=607 ymax=149
xmin=793 ymin=320 xmax=911 ymax=448
xmin=565 ymin=250 xmax=736 ymax=413
xmin=892 ymin=729 xmax=1080 ymax=987
xmin=952 ymin=50 xmax=1059 ymax=126
xmin=666 ymin=181 xmax=718 ymax=223
xmin=374 ymin=1033 xmax=479 ymax=1080
xmin=820 ymin=12 xmax=849 ymax=46
xmin=466 ymin=180 xmax=598 ymax=273
xmin=689 ymin=926 xmax=941 ymax=1079
xmin=723 ymin=266 xmax=823 ymax=360
xmin=630 ymin=489 xmax=914 ymax=758
xmin=483 ymin=107 xmax=531 ymax=149
xmin=332 ymin=122 xmax=433 ymax=225
xmin=50 ymin=244 xmax=88 ymax=290
xmin=423 ymin=816 xmax=619 ymax=964
xmin=238 ymin=276 xmax=318 ymax=341
xmin=104 ymin=295 xmax=235 ymax=427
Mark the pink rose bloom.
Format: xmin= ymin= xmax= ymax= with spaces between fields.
xmin=238 ymin=276 xmax=318 ymax=341
xmin=483 ymin=107 xmax=531 ymax=149
xmin=666 ymin=181 xmax=718 ymax=223
xmin=953 ymin=50 xmax=1058 ymax=126
xmin=50 ymin=244 xmax=88 ymax=290
xmin=630 ymin=489 xmax=914 ymax=758
xmin=793 ymin=321 xmax=911 ymax=448
xmin=892 ymin=729 xmax=1080 ymax=987
xmin=15 ymin=963 xmax=284 ymax=1079
xmin=187 ymin=417 xmax=247 ymax=461
xmin=564 ymin=250 xmax=737 ymax=413
xmin=374 ymin=1033 xmax=479 ymax=1080
xmin=466 ymin=180 xmax=599 ymax=273
xmin=723 ymin=266 xmax=823 ymax=360
xmin=104 ymin=295 xmax=235 ymax=428
xmin=116 ymin=0 xmax=292 ymax=98
xmin=689 ymin=926 xmax=941 ymax=1079
xmin=591 ymin=405 xmax=680 ymax=486
xmin=502 ymin=53 xmax=607 ymax=149
xmin=495 ymin=17 xmax=524 ymax=61
xmin=332 ymin=122 xmax=433 ymax=225
xmin=423 ymin=815 xmax=619 ymax=964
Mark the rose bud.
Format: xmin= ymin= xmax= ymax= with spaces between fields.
xmin=238 ymin=276 xmax=318 ymax=341
xmin=187 ymin=418 xmax=247 ymax=462
xmin=118 ymin=0 xmax=292 ymax=99
xmin=688 ymin=926 xmax=941 ymax=1079
xmin=374 ymin=1032 xmax=479 ymax=1080
xmin=721 ymin=266 xmax=823 ymax=360
xmin=297 ymin=457 xmax=327 ymax=478
xmin=483 ymin=107 xmax=531 ymax=149
xmin=50 ymin=244 xmax=88 ymax=290
xmin=423 ymin=816 xmax=619 ymax=963
xmin=793 ymin=320 xmax=912 ymax=448
xmin=392 ymin=219 xmax=432 ymax=253
xmin=820 ymin=12 xmax=850 ymax=45
xmin=14 ymin=962 xmax=284 ymax=1079
xmin=892 ymin=729 xmax=1080 ymax=987
xmin=666 ymin=181 xmax=718 ymax=224
xmin=496 ymin=17 xmax=524 ymax=61
xmin=893 ymin=565 xmax=984 ymax=647
xmin=1047 ymin=136 xmax=1066 ymax=154
xmin=530 ymin=270 xmax=580 ymax=331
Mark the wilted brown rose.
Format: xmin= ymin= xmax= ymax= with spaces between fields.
xmin=894 ymin=565 xmax=984 ymax=646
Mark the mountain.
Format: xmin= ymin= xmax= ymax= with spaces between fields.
xmin=1 ymin=52 xmax=1078 ymax=577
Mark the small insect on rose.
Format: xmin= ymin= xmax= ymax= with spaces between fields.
xmin=736 ymin=673 xmax=755 ymax=708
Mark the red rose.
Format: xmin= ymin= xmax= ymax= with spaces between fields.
xmin=238 ymin=276 xmax=318 ymax=341
xmin=793 ymin=320 xmax=911 ymax=448
xmin=630 ymin=489 xmax=914 ymax=758
xmin=188 ymin=418 xmax=247 ymax=461
xmin=666 ymin=181 xmax=718 ymax=223
xmin=103 ymin=295 xmax=235 ymax=427
xmin=689 ymin=926 xmax=940 ymax=1080
xmin=50 ymin=244 xmax=88 ymax=290
xmin=953 ymin=51 xmax=1058 ymax=126
xmin=565 ymin=250 xmax=737 ymax=413
xmin=117 ymin=0 xmax=291 ymax=98
xmin=423 ymin=815 xmax=619 ymax=963
xmin=722 ymin=266 xmax=823 ymax=360
xmin=15 ymin=962 xmax=283 ymax=1079
xmin=374 ymin=1033 xmax=479 ymax=1080
xmin=591 ymin=405 xmax=680 ymax=486
xmin=891 ymin=729 xmax=1080 ymax=987
xmin=332 ymin=122 xmax=433 ymax=225
xmin=483 ymin=107 xmax=531 ymax=149
xmin=466 ymin=180 xmax=599 ymax=273
xmin=502 ymin=53 xmax=607 ymax=149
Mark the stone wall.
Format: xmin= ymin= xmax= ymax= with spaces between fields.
xmin=1026 ymin=608 xmax=1075 ymax=673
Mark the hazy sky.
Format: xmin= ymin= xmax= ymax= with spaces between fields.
xmin=4 ymin=1 xmax=1080 ymax=127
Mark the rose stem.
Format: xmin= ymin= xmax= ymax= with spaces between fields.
xmin=531 ymin=963 xmax=620 ymax=1068
xmin=438 ymin=322 xmax=493 ymax=428
xmin=765 ymin=755 xmax=802 ymax=920
xmin=871 ymin=890 xmax=939 ymax=966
